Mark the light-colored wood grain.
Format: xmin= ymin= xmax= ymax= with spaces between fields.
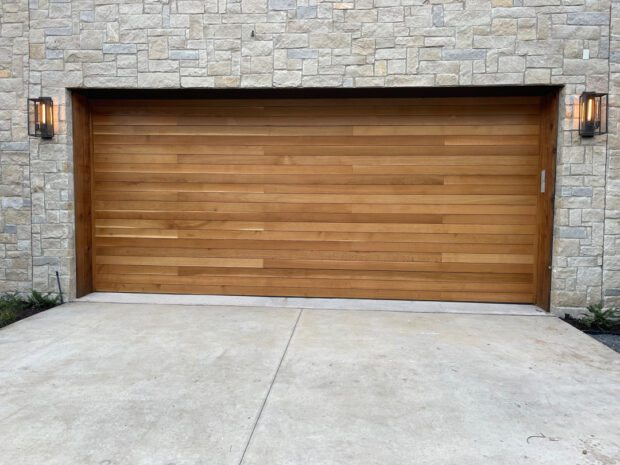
xmin=90 ymin=96 xmax=546 ymax=302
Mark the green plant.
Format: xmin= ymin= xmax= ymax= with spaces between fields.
xmin=27 ymin=290 xmax=60 ymax=310
xmin=0 ymin=292 xmax=27 ymax=313
xmin=0 ymin=308 xmax=18 ymax=328
xmin=579 ymin=301 xmax=620 ymax=331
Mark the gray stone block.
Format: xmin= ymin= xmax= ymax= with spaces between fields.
xmin=163 ymin=5 xmax=170 ymax=27
xmin=169 ymin=50 xmax=199 ymax=60
xmin=46 ymin=50 xmax=64 ymax=59
xmin=269 ymin=0 xmax=296 ymax=10
xmin=566 ymin=13 xmax=610 ymax=25
xmin=599 ymin=37 xmax=609 ymax=59
xmin=103 ymin=44 xmax=138 ymax=54
xmin=80 ymin=11 xmax=95 ymax=23
xmin=559 ymin=227 xmax=588 ymax=239
xmin=1 ymin=142 xmax=29 ymax=152
xmin=572 ymin=187 xmax=593 ymax=197
xmin=33 ymin=257 xmax=60 ymax=266
xmin=297 ymin=6 xmax=317 ymax=19
xmin=45 ymin=28 xmax=73 ymax=36
xmin=2 ymin=198 xmax=23 ymax=209
xmin=442 ymin=49 xmax=486 ymax=60
xmin=288 ymin=49 xmax=318 ymax=59
xmin=432 ymin=5 xmax=443 ymax=27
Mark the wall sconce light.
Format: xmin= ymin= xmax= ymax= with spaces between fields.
xmin=28 ymin=97 xmax=54 ymax=139
xmin=579 ymin=91 xmax=607 ymax=137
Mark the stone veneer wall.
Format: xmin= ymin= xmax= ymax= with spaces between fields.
xmin=604 ymin=0 xmax=620 ymax=307
xmin=0 ymin=0 xmax=30 ymax=293
xmin=0 ymin=0 xmax=617 ymax=314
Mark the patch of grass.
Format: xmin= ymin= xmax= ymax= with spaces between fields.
xmin=579 ymin=301 xmax=620 ymax=331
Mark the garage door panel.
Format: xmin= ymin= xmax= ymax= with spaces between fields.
xmin=95 ymin=218 xmax=538 ymax=233
xmin=94 ymin=195 xmax=538 ymax=207
xmin=93 ymin=124 xmax=540 ymax=137
xmin=95 ymin=256 xmax=534 ymax=275
xmin=93 ymin=235 xmax=533 ymax=254
xmin=92 ymin=96 xmax=541 ymax=109
xmin=93 ymin=134 xmax=538 ymax=148
xmin=96 ymin=265 xmax=533 ymax=284
xmin=93 ymin=143 xmax=539 ymax=156
xmin=95 ymin=154 xmax=539 ymax=167
xmin=91 ymin=282 xmax=534 ymax=304
xmin=95 ymin=182 xmax=538 ymax=195
xmin=94 ymin=114 xmax=542 ymax=127
xmin=94 ymin=218 xmax=537 ymax=234
xmin=91 ymin=96 xmax=544 ymax=303
xmin=94 ymin=172 xmax=448 ymax=185
xmin=92 ymin=99 xmax=541 ymax=114
xmin=94 ymin=233 xmax=533 ymax=254
xmin=94 ymin=162 xmax=539 ymax=176
xmin=94 ymin=272 xmax=533 ymax=293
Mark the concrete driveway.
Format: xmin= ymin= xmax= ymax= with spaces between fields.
xmin=1 ymin=302 xmax=619 ymax=465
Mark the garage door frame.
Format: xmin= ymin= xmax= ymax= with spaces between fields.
xmin=72 ymin=87 xmax=558 ymax=310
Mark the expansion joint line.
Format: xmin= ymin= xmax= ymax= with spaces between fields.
xmin=238 ymin=308 xmax=303 ymax=465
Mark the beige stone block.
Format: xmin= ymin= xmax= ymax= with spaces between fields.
xmin=273 ymin=70 xmax=301 ymax=86
xmin=251 ymin=56 xmax=273 ymax=73
xmin=524 ymin=68 xmax=551 ymax=84
xmin=137 ymin=72 xmax=180 ymax=87
xmin=189 ymin=16 xmax=204 ymax=40
xmin=352 ymin=38 xmax=375 ymax=55
xmin=498 ymin=56 xmax=525 ymax=73
xmin=436 ymin=74 xmax=458 ymax=86
xmin=473 ymin=26 xmax=490 ymax=36
xmin=310 ymin=33 xmax=351 ymax=49
xmin=149 ymin=37 xmax=168 ymax=59
xmin=105 ymin=23 xmax=119 ymax=43
xmin=242 ymin=0 xmax=267 ymax=13
xmin=208 ymin=61 xmax=232 ymax=75
xmin=346 ymin=10 xmax=377 ymax=23
xmin=517 ymin=18 xmax=537 ymax=41
xmin=419 ymin=47 xmax=441 ymax=61
xmin=215 ymin=76 xmax=240 ymax=87
xmin=491 ymin=18 xmax=517 ymax=36
xmin=29 ymin=44 xmax=45 ymax=59
xmin=240 ymin=73 xmax=271 ymax=87
xmin=374 ymin=60 xmax=387 ymax=76
xmin=345 ymin=64 xmax=373 ymax=77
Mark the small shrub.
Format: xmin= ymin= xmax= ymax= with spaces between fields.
xmin=0 ymin=291 xmax=61 ymax=329
xmin=27 ymin=290 xmax=60 ymax=310
xmin=0 ymin=292 xmax=27 ymax=312
xmin=0 ymin=308 xmax=18 ymax=328
xmin=579 ymin=301 xmax=620 ymax=331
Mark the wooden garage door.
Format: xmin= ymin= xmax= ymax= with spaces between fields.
xmin=89 ymin=96 xmax=551 ymax=303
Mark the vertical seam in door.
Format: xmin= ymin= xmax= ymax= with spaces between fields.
xmin=238 ymin=308 xmax=303 ymax=465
